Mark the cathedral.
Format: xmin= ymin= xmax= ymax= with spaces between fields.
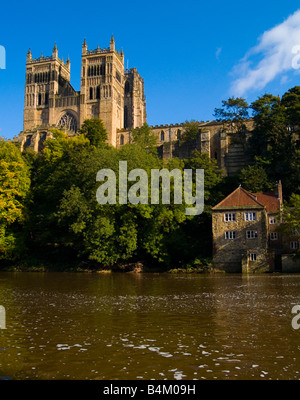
xmin=19 ymin=36 xmax=146 ymax=150
xmin=15 ymin=36 xmax=254 ymax=176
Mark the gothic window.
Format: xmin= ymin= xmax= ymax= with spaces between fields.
xmin=45 ymin=93 xmax=49 ymax=106
xmin=24 ymin=135 xmax=32 ymax=148
xmin=124 ymin=106 xmax=128 ymax=129
xmin=100 ymin=64 xmax=105 ymax=76
xmin=57 ymin=112 xmax=78 ymax=132
xmin=96 ymin=86 xmax=100 ymax=100
xmin=120 ymin=134 xmax=124 ymax=146
xmin=38 ymin=93 xmax=42 ymax=106
xmin=38 ymin=132 xmax=47 ymax=152
xmin=177 ymin=129 xmax=181 ymax=139
xmin=161 ymin=131 xmax=165 ymax=141
xmin=90 ymin=87 xmax=93 ymax=100
xmin=125 ymin=81 xmax=130 ymax=94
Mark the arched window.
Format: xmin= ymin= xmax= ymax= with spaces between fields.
xmin=38 ymin=132 xmax=47 ymax=151
xmin=96 ymin=86 xmax=100 ymax=100
xmin=177 ymin=129 xmax=181 ymax=140
xmin=57 ymin=112 xmax=78 ymax=132
xmin=24 ymin=135 xmax=32 ymax=148
xmin=45 ymin=93 xmax=49 ymax=106
xmin=160 ymin=131 xmax=165 ymax=141
xmin=89 ymin=87 xmax=93 ymax=100
xmin=38 ymin=93 xmax=42 ymax=106
xmin=124 ymin=106 xmax=128 ymax=129
xmin=125 ymin=81 xmax=130 ymax=94
xmin=120 ymin=134 xmax=124 ymax=146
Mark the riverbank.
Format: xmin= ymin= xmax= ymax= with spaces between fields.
xmin=0 ymin=258 xmax=213 ymax=274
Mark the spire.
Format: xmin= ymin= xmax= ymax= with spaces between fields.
xmin=110 ymin=34 xmax=115 ymax=51
xmin=97 ymin=44 xmax=100 ymax=53
xmin=66 ymin=56 xmax=70 ymax=69
xmin=82 ymin=38 xmax=87 ymax=55
xmin=52 ymin=43 xmax=58 ymax=59
xmin=27 ymin=48 xmax=32 ymax=63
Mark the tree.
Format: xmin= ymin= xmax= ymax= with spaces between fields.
xmin=181 ymin=120 xmax=200 ymax=142
xmin=249 ymin=90 xmax=300 ymax=196
xmin=239 ymin=163 xmax=273 ymax=193
xmin=0 ymin=139 xmax=30 ymax=260
xmin=214 ymin=97 xmax=249 ymax=134
xmin=131 ymin=123 xmax=157 ymax=154
xmin=79 ymin=118 xmax=108 ymax=147
xmin=279 ymin=194 xmax=300 ymax=258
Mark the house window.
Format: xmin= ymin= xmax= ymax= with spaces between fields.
xmin=225 ymin=231 xmax=236 ymax=239
xmin=245 ymin=212 xmax=256 ymax=221
xmin=250 ymin=253 xmax=257 ymax=261
xmin=224 ymin=213 xmax=236 ymax=222
xmin=290 ymin=241 xmax=299 ymax=250
xmin=246 ymin=230 xmax=258 ymax=239
xmin=269 ymin=216 xmax=277 ymax=224
xmin=270 ymin=232 xmax=278 ymax=240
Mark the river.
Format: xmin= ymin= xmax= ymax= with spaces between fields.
xmin=0 ymin=272 xmax=299 ymax=380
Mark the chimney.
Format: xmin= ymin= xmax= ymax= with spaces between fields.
xmin=276 ymin=180 xmax=283 ymax=205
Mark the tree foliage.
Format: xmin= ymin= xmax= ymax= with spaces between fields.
xmin=0 ymin=139 xmax=30 ymax=259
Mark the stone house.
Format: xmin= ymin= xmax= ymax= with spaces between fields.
xmin=212 ymin=182 xmax=284 ymax=273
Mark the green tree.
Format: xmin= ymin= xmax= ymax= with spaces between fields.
xmin=79 ymin=118 xmax=108 ymax=147
xmin=239 ymin=163 xmax=273 ymax=193
xmin=181 ymin=120 xmax=200 ymax=142
xmin=214 ymin=97 xmax=249 ymax=134
xmin=0 ymin=139 xmax=30 ymax=260
xmin=279 ymin=194 xmax=300 ymax=258
xmin=131 ymin=123 xmax=158 ymax=154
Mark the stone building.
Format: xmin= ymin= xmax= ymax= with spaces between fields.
xmin=14 ymin=36 xmax=255 ymax=176
xmin=212 ymin=182 xmax=284 ymax=273
xmin=16 ymin=36 xmax=146 ymax=150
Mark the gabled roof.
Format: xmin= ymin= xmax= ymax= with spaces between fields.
xmin=212 ymin=186 xmax=265 ymax=210
xmin=212 ymin=186 xmax=281 ymax=212
xmin=253 ymin=192 xmax=281 ymax=213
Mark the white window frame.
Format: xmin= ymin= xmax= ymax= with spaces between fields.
xmin=246 ymin=230 xmax=258 ymax=239
xmin=250 ymin=253 xmax=257 ymax=261
xmin=225 ymin=231 xmax=236 ymax=239
xmin=245 ymin=212 xmax=256 ymax=221
xmin=290 ymin=241 xmax=299 ymax=250
xmin=224 ymin=213 xmax=236 ymax=222
xmin=270 ymin=232 xmax=278 ymax=240
xmin=269 ymin=216 xmax=277 ymax=224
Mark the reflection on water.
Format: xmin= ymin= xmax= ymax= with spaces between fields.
xmin=0 ymin=272 xmax=299 ymax=380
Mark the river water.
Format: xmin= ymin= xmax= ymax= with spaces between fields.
xmin=0 ymin=272 xmax=299 ymax=380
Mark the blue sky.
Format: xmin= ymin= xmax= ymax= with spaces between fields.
xmin=1 ymin=1 xmax=300 ymax=139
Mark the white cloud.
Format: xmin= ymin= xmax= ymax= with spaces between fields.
xmin=216 ymin=47 xmax=222 ymax=61
xmin=230 ymin=9 xmax=300 ymax=96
